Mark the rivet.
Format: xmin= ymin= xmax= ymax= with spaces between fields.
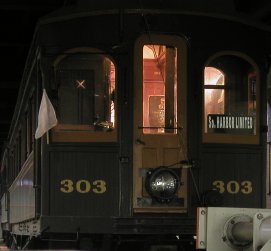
xmin=257 ymin=213 xmax=263 ymax=220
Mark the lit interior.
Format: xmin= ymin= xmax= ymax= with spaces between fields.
xmin=109 ymin=62 xmax=116 ymax=126
xmin=142 ymin=45 xmax=177 ymax=134
xmin=204 ymin=67 xmax=225 ymax=132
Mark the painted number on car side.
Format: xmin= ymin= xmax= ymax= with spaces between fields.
xmin=60 ymin=179 xmax=107 ymax=194
xmin=212 ymin=180 xmax=252 ymax=194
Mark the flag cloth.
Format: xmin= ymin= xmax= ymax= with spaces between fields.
xmin=35 ymin=89 xmax=57 ymax=139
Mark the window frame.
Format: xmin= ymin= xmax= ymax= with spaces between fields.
xmin=51 ymin=47 xmax=117 ymax=143
xmin=202 ymin=51 xmax=260 ymax=144
xmin=134 ymin=34 xmax=187 ymax=139
xmin=142 ymin=44 xmax=178 ymax=134
xmin=133 ymin=34 xmax=188 ymax=213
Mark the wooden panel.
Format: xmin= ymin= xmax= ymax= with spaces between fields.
xmin=142 ymin=148 xmax=157 ymax=168
xmin=163 ymin=148 xmax=179 ymax=166
xmin=201 ymin=150 xmax=262 ymax=208
xmin=48 ymin=150 xmax=119 ymax=217
xmin=51 ymin=125 xmax=117 ymax=142
xmin=58 ymin=69 xmax=94 ymax=124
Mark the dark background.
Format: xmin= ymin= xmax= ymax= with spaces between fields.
xmin=0 ymin=0 xmax=270 ymax=150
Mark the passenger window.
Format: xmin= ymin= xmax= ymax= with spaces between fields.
xmin=52 ymin=50 xmax=117 ymax=142
xmin=203 ymin=53 xmax=259 ymax=144
xmin=142 ymin=45 xmax=177 ymax=134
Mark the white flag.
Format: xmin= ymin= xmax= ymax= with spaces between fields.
xmin=35 ymin=89 xmax=58 ymax=139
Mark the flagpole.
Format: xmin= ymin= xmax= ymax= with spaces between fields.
xmin=39 ymin=56 xmax=49 ymax=145
xmin=40 ymin=61 xmax=50 ymax=145
xmin=46 ymin=132 xmax=49 ymax=145
xmin=35 ymin=58 xmax=57 ymax=143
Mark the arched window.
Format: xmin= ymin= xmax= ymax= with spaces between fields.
xmin=51 ymin=49 xmax=117 ymax=142
xmin=203 ymin=53 xmax=259 ymax=144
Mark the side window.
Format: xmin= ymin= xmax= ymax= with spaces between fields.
xmin=142 ymin=45 xmax=177 ymax=134
xmin=52 ymin=50 xmax=116 ymax=142
xmin=203 ymin=53 xmax=259 ymax=144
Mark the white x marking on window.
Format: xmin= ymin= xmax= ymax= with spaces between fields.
xmin=76 ymin=80 xmax=86 ymax=89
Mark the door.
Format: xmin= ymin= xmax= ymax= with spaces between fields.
xmin=133 ymin=35 xmax=188 ymax=213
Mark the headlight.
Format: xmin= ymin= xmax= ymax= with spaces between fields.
xmin=145 ymin=167 xmax=180 ymax=203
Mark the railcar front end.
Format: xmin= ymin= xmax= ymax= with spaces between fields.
xmin=0 ymin=1 xmax=270 ymax=250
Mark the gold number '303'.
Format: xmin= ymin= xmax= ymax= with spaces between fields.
xmin=212 ymin=180 xmax=252 ymax=194
xmin=60 ymin=179 xmax=107 ymax=194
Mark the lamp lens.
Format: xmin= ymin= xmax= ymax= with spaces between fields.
xmin=147 ymin=168 xmax=180 ymax=202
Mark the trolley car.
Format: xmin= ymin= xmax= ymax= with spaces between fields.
xmin=0 ymin=0 xmax=270 ymax=250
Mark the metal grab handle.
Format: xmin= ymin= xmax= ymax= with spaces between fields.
xmin=138 ymin=126 xmax=183 ymax=130
xmin=135 ymin=138 xmax=146 ymax=145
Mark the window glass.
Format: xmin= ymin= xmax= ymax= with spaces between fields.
xmin=143 ymin=45 xmax=177 ymax=134
xmin=204 ymin=67 xmax=225 ymax=131
xmin=203 ymin=54 xmax=258 ymax=143
xmin=56 ymin=53 xmax=116 ymax=133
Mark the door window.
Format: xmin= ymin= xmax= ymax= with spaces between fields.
xmin=142 ymin=45 xmax=177 ymax=134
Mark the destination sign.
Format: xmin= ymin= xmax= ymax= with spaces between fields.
xmin=207 ymin=114 xmax=255 ymax=134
